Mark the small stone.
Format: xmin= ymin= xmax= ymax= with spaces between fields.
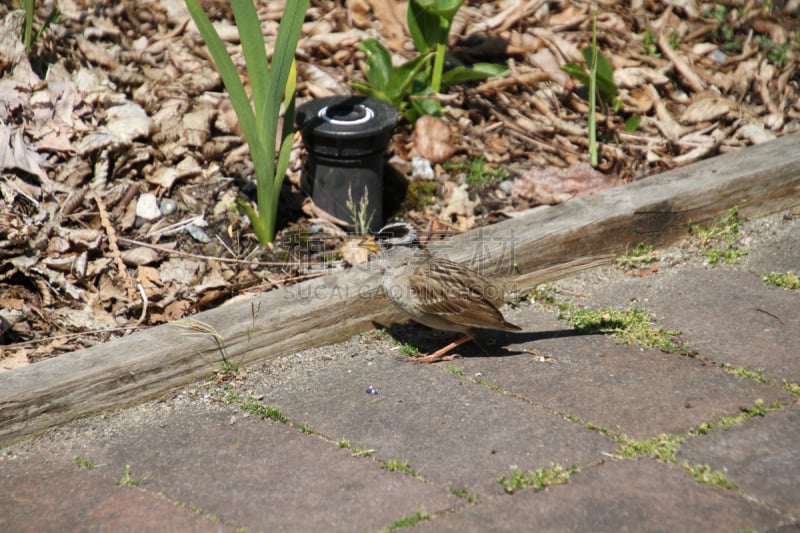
xmin=498 ymin=179 xmax=514 ymax=195
xmin=136 ymin=193 xmax=161 ymax=220
xmin=185 ymin=224 xmax=211 ymax=243
xmin=411 ymin=156 xmax=435 ymax=181
xmin=159 ymin=198 xmax=177 ymax=215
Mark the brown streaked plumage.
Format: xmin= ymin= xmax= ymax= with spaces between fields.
xmin=361 ymin=222 xmax=521 ymax=363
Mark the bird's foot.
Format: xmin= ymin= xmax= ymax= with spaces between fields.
xmin=405 ymin=335 xmax=472 ymax=364
xmin=406 ymin=353 xmax=459 ymax=364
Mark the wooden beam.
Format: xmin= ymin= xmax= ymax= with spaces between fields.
xmin=1 ymin=132 xmax=799 ymax=444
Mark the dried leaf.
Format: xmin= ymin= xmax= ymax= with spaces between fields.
xmin=159 ymin=257 xmax=204 ymax=285
xmin=440 ymin=183 xmax=478 ymax=232
xmin=0 ymin=125 xmax=51 ymax=183
xmin=156 ymin=300 xmax=192 ymax=322
xmin=136 ymin=265 xmax=163 ymax=291
xmin=680 ymin=94 xmax=737 ymax=124
xmin=120 ymin=246 xmax=161 ymax=266
xmin=105 ymin=102 xmax=151 ymax=142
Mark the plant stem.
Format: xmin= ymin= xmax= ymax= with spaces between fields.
xmin=23 ymin=0 xmax=34 ymax=52
xmin=431 ymin=42 xmax=446 ymax=93
xmin=588 ymin=9 xmax=598 ymax=166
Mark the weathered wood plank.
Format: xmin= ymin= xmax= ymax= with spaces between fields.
xmin=1 ymin=132 xmax=799 ymax=445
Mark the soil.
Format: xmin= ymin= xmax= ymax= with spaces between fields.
xmin=0 ymin=0 xmax=798 ymax=369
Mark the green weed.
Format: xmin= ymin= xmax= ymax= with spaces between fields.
xmin=399 ymin=343 xmax=421 ymax=358
xmin=560 ymin=305 xmax=684 ymax=353
xmin=448 ymin=484 xmax=480 ymax=503
xmin=375 ymin=510 xmax=431 ymax=532
xmin=499 ymin=463 xmax=577 ymax=494
xmin=444 ymin=157 xmax=508 ymax=188
xmin=215 ymin=384 xmax=288 ymax=424
xmin=380 ymin=459 xmax=419 ymax=477
xmin=616 ymin=243 xmax=659 ymax=268
xmin=338 ymin=439 xmax=375 ymax=457
xmin=688 ymin=203 xmax=748 ymax=266
xmin=74 ymin=456 xmax=94 ymax=469
xmin=762 ymin=271 xmax=799 ymax=290
xmin=684 ymin=464 xmax=738 ymax=489
xmin=690 ymin=399 xmax=783 ymax=436
xmin=116 ymin=464 xmax=144 ymax=487
xmin=617 ymin=434 xmax=683 ymax=463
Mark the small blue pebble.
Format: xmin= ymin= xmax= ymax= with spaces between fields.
xmin=365 ymin=386 xmax=374 ymax=394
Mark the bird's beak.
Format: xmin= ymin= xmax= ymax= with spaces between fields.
xmin=359 ymin=236 xmax=379 ymax=253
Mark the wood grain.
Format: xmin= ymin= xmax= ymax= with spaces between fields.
xmin=1 ymin=132 xmax=799 ymax=445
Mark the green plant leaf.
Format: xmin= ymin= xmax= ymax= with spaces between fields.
xmin=581 ymin=46 xmax=613 ymax=82
xmin=409 ymin=82 xmax=442 ymax=117
xmin=624 ymin=115 xmax=641 ymax=131
xmin=581 ymin=46 xmax=618 ymax=102
xmin=414 ymin=0 xmax=465 ymax=19
xmin=258 ymin=0 xmax=308 ymax=224
xmin=281 ymin=58 xmax=298 ymax=144
xmin=560 ymin=63 xmax=590 ymax=86
xmin=407 ymin=0 xmax=466 ymax=92
xmin=410 ymin=98 xmax=441 ymax=117
xmin=440 ymin=63 xmax=507 ymax=88
xmin=235 ymin=198 xmax=269 ymax=245
xmin=595 ymin=73 xmax=618 ymax=103
xmin=272 ymin=60 xmax=297 ymax=240
xmin=386 ymin=53 xmax=434 ymax=102
xmin=353 ymin=43 xmax=432 ymax=114
xmin=562 ymin=57 xmax=617 ymax=105
xmin=185 ymin=0 xmax=262 ymax=167
xmin=187 ymin=0 xmax=308 ymax=244
xmin=359 ymin=39 xmax=393 ymax=91
xmin=231 ymin=0 xmax=269 ymax=132
xmin=587 ymin=12 xmax=598 ymax=166
xmin=407 ymin=0 xmax=450 ymax=53
xmin=22 ymin=0 xmax=34 ymax=52
xmin=350 ymin=81 xmax=388 ymax=103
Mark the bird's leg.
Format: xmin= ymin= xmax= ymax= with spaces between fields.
xmin=407 ymin=335 xmax=473 ymax=364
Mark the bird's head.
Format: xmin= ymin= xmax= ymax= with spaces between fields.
xmin=360 ymin=222 xmax=421 ymax=253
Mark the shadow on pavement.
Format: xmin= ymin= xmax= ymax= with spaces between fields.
xmin=375 ymin=321 xmax=594 ymax=359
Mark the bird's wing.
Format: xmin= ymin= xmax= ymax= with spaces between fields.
xmin=407 ymin=256 xmax=520 ymax=331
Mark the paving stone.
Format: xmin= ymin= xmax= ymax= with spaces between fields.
xmin=12 ymin=402 xmax=457 ymax=533
xmin=248 ymin=353 xmax=615 ymax=495
xmin=452 ymin=314 xmax=792 ymax=440
xmin=411 ymin=458 xmax=791 ymax=533
xmin=741 ymin=213 xmax=800 ymax=273
xmin=650 ymin=270 xmax=799 ymax=383
xmin=679 ymin=404 xmax=800 ymax=517
xmin=579 ymin=268 xmax=800 ymax=383
xmin=0 ymin=451 xmax=230 ymax=533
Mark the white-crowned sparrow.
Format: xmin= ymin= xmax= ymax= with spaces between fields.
xmin=361 ymin=222 xmax=521 ymax=363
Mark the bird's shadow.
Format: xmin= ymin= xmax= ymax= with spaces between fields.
xmin=372 ymin=321 xmax=597 ymax=359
